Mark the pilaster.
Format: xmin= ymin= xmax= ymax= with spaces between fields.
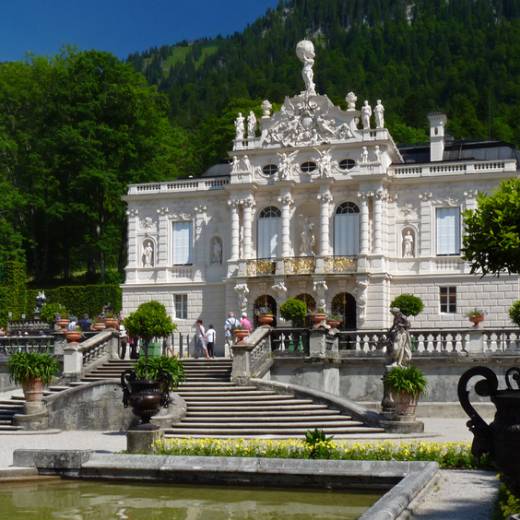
xmin=228 ymin=199 xmax=241 ymax=261
xmin=278 ymin=189 xmax=294 ymax=258
xmin=156 ymin=206 xmax=170 ymax=282
xmin=126 ymin=208 xmax=139 ymax=268
xmin=418 ymin=192 xmax=433 ymax=258
xmin=242 ymin=196 xmax=255 ymax=259
xmin=317 ymin=186 xmax=333 ymax=257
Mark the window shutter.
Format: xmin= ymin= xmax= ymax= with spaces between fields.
xmin=436 ymin=208 xmax=460 ymax=255
xmin=173 ymin=222 xmax=192 ymax=264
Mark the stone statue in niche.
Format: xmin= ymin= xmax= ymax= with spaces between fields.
xmin=210 ymin=237 xmax=223 ymax=264
xmin=142 ymin=240 xmax=154 ymax=267
xmin=361 ymin=100 xmax=372 ymax=129
xmin=296 ymin=40 xmax=316 ymax=96
xmin=299 ymin=216 xmax=316 ymax=256
xmin=234 ymin=112 xmax=245 ymax=141
xmin=402 ymin=229 xmax=415 ymax=258
xmin=247 ymin=111 xmax=257 ymax=138
xmin=374 ymin=99 xmax=385 ymax=128
xmin=231 ymin=155 xmax=240 ymax=173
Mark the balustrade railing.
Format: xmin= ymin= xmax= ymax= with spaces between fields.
xmin=270 ymin=328 xmax=310 ymax=355
xmin=78 ymin=330 xmax=118 ymax=369
xmin=482 ymin=330 xmax=520 ymax=353
xmin=0 ymin=335 xmax=54 ymax=356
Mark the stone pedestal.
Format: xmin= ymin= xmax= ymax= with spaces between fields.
xmin=127 ymin=426 xmax=163 ymax=454
xmin=15 ymin=408 xmax=49 ymax=430
xmin=380 ymin=417 xmax=424 ymax=433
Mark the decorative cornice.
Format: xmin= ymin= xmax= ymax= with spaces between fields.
xmin=156 ymin=207 xmax=169 ymax=216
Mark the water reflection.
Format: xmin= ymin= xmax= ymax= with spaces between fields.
xmin=0 ymin=480 xmax=380 ymax=519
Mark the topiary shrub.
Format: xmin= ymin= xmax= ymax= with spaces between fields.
xmin=124 ymin=301 xmax=176 ymax=357
xmin=390 ymin=294 xmax=424 ymax=317
xmin=509 ymin=300 xmax=520 ymax=327
xmin=40 ymin=303 xmax=68 ymax=324
xmin=280 ymin=298 xmax=307 ymax=327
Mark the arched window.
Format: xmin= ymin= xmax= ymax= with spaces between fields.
xmin=254 ymin=295 xmax=277 ymax=327
xmin=331 ymin=292 xmax=357 ymax=330
xmin=257 ymin=206 xmax=281 ymax=258
xmin=334 ymin=202 xmax=360 ymax=256
xmin=295 ymin=293 xmax=316 ymax=312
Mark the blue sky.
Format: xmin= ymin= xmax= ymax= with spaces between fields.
xmin=0 ymin=0 xmax=278 ymax=62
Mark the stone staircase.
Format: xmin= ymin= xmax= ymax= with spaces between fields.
xmin=0 ymin=359 xmax=384 ymax=437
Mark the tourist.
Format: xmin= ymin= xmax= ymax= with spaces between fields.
xmin=67 ymin=316 xmax=78 ymax=330
xmin=224 ymin=312 xmax=240 ymax=358
xmin=119 ymin=322 xmax=128 ymax=359
xmin=206 ymin=324 xmax=216 ymax=358
xmin=195 ymin=319 xmax=209 ymax=360
xmin=78 ymin=314 xmax=91 ymax=332
xmin=240 ymin=312 xmax=253 ymax=333
xmin=128 ymin=336 xmax=139 ymax=359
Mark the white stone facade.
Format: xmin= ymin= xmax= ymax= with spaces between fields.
xmin=122 ymin=40 xmax=519 ymax=344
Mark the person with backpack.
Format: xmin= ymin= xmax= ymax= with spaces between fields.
xmin=224 ymin=312 xmax=240 ymax=358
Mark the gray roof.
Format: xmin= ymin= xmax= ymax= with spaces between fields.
xmin=201 ymin=163 xmax=231 ymax=178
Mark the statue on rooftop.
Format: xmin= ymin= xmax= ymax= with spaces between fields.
xmin=261 ymin=99 xmax=272 ymax=118
xmin=247 ymin=111 xmax=257 ymax=138
xmin=231 ymin=155 xmax=240 ymax=173
xmin=361 ymin=100 xmax=372 ymax=130
xmin=234 ymin=112 xmax=245 ymax=141
xmin=346 ymin=92 xmax=358 ymax=111
xmin=374 ymin=99 xmax=385 ymax=128
xmin=296 ymin=40 xmax=316 ymax=96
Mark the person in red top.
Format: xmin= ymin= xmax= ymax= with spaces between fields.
xmin=240 ymin=312 xmax=253 ymax=333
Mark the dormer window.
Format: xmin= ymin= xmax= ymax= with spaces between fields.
xmin=262 ymin=164 xmax=278 ymax=176
xmin=339 ymin=159 xmax=356 ymax=170
xmin=301 ymin=161 xmax=317 ymax=173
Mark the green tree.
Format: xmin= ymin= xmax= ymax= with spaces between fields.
xmin=463 ymin=178 xmax=520 ymax=275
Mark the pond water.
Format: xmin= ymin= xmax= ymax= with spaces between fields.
xmin=0 ymin=479 xmax=382 ymax=519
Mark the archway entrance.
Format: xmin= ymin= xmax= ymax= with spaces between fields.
xmin=331 ymin=292 xmax=357 ymax=330
xmin=296 ymin=293 xmax=316 ymax=327
xmin=253 ymin=295 xmax=277 ymax=327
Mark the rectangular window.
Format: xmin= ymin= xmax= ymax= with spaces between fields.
xmin=440 ymin=286 xmax=457 ymax=313
xmin=174 ymin=294 xmax=188 ymax=320
xmin=436 ymin=207 xmax=460 ymax=255
xmin=172 ymin=221 xmax=192 ymax=265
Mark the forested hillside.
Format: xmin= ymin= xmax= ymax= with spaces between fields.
xmin=129 ymin=0 xmax=520 ymax=171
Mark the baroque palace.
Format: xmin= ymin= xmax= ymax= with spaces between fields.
xmin=122 ymin=40 xmax=519 ymax=348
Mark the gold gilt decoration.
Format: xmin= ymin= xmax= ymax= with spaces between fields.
xmin=325 ymin=256 xmax=357 ymax=273
xmin=247 ymin=260 xmax=276 ymax=276
xmin=284 ymin=257 xmax=316 ymax=275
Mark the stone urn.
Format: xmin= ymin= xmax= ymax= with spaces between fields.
xmin=393 ymin=391 xmax=418 ymax=417
xmin=56 ymin=318 xmax=70 ymax=330
xmin=104 ymin=317 xmax=119 ymax=329
xmin=233 ymin=329 xmax=249 ymax=343
xmin=458 ymin=366 xmax=520 ymax=497
xmin=312 ymin=312 xmax=327 ymax=325
xmin=22 ymin=378 xmax=44 ymax=403
xmin=469 ymin=314 xmax=485 ymax=327
xmin=326 ymin=318 xmax=342 ymax=329
xmin=65 ymin=330 xmax=82 ymax=343
xmin=121 ymin=369 xmax=169 ymax=429
xmin=93 ymin=320 xmax=106 ymax=331
xmin=258 ymin=313 xmax=274 ymax=326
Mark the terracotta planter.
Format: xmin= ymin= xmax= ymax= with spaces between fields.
xmin=104 ymin=318 xmax=119 ymax=329
xmin=22 ymin=378 xmax=45 ymax=403
xmin=312 ymin=313 xmax=327 ymax=324
xmin=65 ymin=330 xmax=82 ymax=343
xmin=327 ymin=319 xmax=341 ymax=329
xmin=56 ymin=318 xmax=70 ymax=330
xmin=392 ymin=391 xmax=418 ymax=417
xmin=258 ymin=314 xmax=274 ymax=326
xmin=233 ymin=329 xmax=249 ymax=343
xmin=469 ymin=315 xmax=484 ymax=327
xmin=93 ymin=321 xmax=106 ymax=331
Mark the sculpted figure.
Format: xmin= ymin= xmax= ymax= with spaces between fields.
xmin=316 ymin=148 xmax=333 ymax=177
xmin=345 ymin=91 xmax=357 ymax=110
xmin=234 ymin=112 xmax=245 ymax=141
xmin=296 ymin=40 xmax=316 ymax=96
xmin=247 ymin=111 xmax=257 ymax=138
xmin=374 ymin=99 xmax=385 ymax=128
xmin=387 ymin=307 xmax=412 ymax=367
xmin=403 ymin=230 xmax=415 ymax=258
xmin=299 ymin=217 xmax=316 ymax=256
xmin=231 ymin=155 xmax=240 ymax=173
xmin=143 ymin=241 xmax=154 ymax=267
xmin=234 ymin=283 xmax=249 ymax=314
xmin=242 ymin=155 xmax=252 ymax=173
xmin=261 ymin=99 xmax=272 ymax=118
xmin=278 ymin=151 xmax=298 ymax=179
xmin=361 ymin=101 xmax=372 ymax=129
xmin=211 ymin=237 xmax=223 ymax=264
xmin=361 ymin=146 xmax=369 ymax=164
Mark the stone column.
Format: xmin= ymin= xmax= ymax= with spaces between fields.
xmin=357 ymin=192 xmax=370 ymax=255
xmin=373 ymin=189 xmax=386 ymax=255
xmin=242 ymin=197 xmax=254 ymax=259
xmin=278 ymin=190 xmax=294 ymax=258
xmin=418 ymin=192 xmax=433 ymax=257
xmin=318 ymin=187 xmax=333 ymax=257
xmin=228 ymin=199 xmax=240 ymax=261
xmin=126 ymin=208 xmax=139 ymax=267
xmin=193 ymin=205 xmax=207 ymax=280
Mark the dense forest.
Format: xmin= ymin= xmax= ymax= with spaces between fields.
xmin=1 ymin=0 xmax=520 ymax=285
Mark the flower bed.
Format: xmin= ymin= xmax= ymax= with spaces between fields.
xmin=153 ymin=438 xmax=488 ymax=470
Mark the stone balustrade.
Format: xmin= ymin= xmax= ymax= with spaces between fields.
xmin=128 ymin=177 xmax=229 ymax=195
xmin=0 ymin=335 xmax=54 ymax=356
xmin=390 ymin=159 xmax=516 ymax=178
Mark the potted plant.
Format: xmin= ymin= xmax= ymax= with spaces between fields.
xmin=466 ymin=308 xmax=485 ymax=327
xmin=390 ymin=294 xmax=424 ymax=317
xmin=256 ymin=306 xmax=274 ymax=326
xmin=7 ymin=352 xmax=59 ymax=413
xmin=40 ymin=303 xmax=68 ymax=327
xmin=233 ymin=325 xmax=250 ymax=343
xmin=327 ymin=314 xmax=343 ymax=329
xmin=121 ymin=355 xmax=185 ymax=426
xmin=384 ymin=365 xmax=427 ymax=417
xmin=64 ymin=326 xmax=82 ymax=343
xmin=312 ymin=307 xmax=327 ymax=325
xmin=123 ymin=301 xmax=176 ymax=358
xmin=104 ymin=312 xmax=119 ymax=330
xmin=280 ymin=298 xmax=307 ymax=327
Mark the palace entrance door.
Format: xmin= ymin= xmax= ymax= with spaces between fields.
xmin=331 ymin=292 xmax=357 ymax=330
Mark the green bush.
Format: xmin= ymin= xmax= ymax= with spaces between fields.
xmin=384 ymin=365 xmax=427 ymax=396
xmin=390 ymin=294 xmax=424 ymax=317
xmin=280 ymin=298 xmax=307 ymax=327
xmin=8 ymin=352 xmax=60 ymax=385
xmin=494 ymin=483 xmax=520 ymax=519
xmin=509 ymin=300 xmax=520 ymax=327
xmin=40 ymin=303 xmax=68 ymax=323
xmin=134 ymin=356 xmax=185 ymax=390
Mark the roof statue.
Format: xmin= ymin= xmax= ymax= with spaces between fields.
xmin=296 ymin=40 xmax=316 ymax=96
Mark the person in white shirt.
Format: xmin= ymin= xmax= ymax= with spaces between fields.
xmin=206 ymin=324 xmax=216 ymax=358
xmin=195 ymin=319 xmax=209 ymax=360
xmin=224 ymin=312 xmax=240 ymax=358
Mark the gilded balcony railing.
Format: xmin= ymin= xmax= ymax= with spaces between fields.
xmin=324 ymin=256 xmax=357 ymax=273
xmin=284 ymin=256 xmax=315 ymax=275
xmin=246 ymin=259 xmax=276 ymax=276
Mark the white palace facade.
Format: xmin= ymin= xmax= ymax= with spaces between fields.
xmin=122 ymin=40 xmax=519 ymax=346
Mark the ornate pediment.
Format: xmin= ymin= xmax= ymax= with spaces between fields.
xmin=261 ymin=93 xmax=360 ymax=149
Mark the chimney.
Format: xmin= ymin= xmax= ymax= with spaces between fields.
xmin=427 ymin=113 xmax=447 ymax=162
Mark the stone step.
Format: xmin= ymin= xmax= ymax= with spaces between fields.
xmin=172 ymin=419 xmax=363 ymax=428
xmin=185 ymin=400 xmax=317 ymax=409
xmin=181 ymin=394 xmax=294 ymax=402
xmin=180 ymin=415 xmax=352 ymax=423
xmin=0 ymin=402 xmax=25 ymax=409
xmin=185 ymin=407 xmax=337 ymax=417
xmin=164 ymin=426 xmax=384 ymax=435
xmin=177 ymin=390 xmax=276 ymax=397
xmin=0 ymin=425 xmax=22 ymax=432
xmin=185 ymin=404 xmax=329 ymax=413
